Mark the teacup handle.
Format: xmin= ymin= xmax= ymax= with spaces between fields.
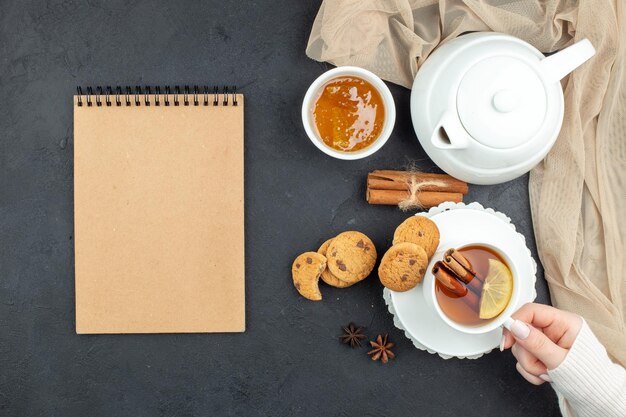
xmin=430 ymin=110 xmax=472 ymax=150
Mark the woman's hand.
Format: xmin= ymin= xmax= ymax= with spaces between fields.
xmin=501 ymin=303 xmax=583 ymax=385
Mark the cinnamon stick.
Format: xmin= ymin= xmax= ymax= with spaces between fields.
xmin=433 ymin=262 xmax=467 ymax=297
xmin=433 ymin=262 xmax=480 ymax=311
xmin=442 ymin=252 xmax=481 ymax=295
xmin=368 ymin=170 xmax=469 ymax=194
xmin=445 ymin=249 xmax=483 ymax=283
xmin=445 ymin=249 xmax=474 ymax=272
xmin=366 ymin=189 xmax=463 ymax=207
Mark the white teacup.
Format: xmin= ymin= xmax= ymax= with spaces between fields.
xmin=301 ymin=66 xmax=396 ymax=160
xmin=423 ymin=242 xmax=521 ymax=335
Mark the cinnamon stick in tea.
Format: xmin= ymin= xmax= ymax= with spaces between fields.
xmin=366 ymin=189 xmax=463 ymax=207
xmin=433 ymin=262 xmax=480 ymax=312
xmin=368 ymin=170 xmax=469 ymax=194
xmin=442 ymin=251 xmax=481 ymax=295
xmin=433 ymin=262 xmax=467 ymax=297
xmin=446 ymin=249 xmax=480 ymax=280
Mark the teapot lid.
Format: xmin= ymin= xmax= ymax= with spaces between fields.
xmin=456 ymin=56 xmax=547 ymax=149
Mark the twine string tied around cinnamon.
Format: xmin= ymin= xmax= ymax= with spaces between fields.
xmin=397 ymin=176 xmax=448 ymax=210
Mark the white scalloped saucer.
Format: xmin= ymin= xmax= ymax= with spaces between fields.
xmin=383 ymin=202 xmax=537 ymax=359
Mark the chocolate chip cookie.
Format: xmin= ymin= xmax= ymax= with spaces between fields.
xmin=393 ymin=216 xmax=440 ymax=258
xmin=378 ymin=242 xmax=428 ymax=292
xmin=317 ymin=239 xmax=353 ymax=288
xmin=292 ymin=252 xmax=327 ymax=301
xmin=326 ymin=231 xmax=377 ymax=284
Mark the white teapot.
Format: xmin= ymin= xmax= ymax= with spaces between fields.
xmin=410 ymin=32 xmax=595 ymax=184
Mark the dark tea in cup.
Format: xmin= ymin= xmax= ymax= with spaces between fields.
xmin=433 ymin=245 xmax=513 ymax=326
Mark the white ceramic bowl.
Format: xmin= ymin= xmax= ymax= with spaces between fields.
xmin=301 ymin=66 xmax=395 ymax=160
xmin=423 ymin=242 xmax=521 ymax=335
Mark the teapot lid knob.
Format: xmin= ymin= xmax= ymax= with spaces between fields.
xmin=492 ymin=90 xmax=519 ymax=113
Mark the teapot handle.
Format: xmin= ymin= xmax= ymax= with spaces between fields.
xmin=431 ymin=110 xmax=471 ymax=150
xmin=540 ymin=39 xmax=595 ymax=83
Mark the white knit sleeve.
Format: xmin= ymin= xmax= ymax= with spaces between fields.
xmin=548 ymin=319 xmax=626 ymax=417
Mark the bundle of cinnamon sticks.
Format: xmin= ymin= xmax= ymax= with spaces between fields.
xmin=366 ymin=170 xmax=468 ymax=209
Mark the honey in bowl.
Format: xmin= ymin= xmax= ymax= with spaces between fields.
xmin=312 ymin=76 xmax=385 ymax=152
xmin=434 ymin=245 xmax=513 ymax=326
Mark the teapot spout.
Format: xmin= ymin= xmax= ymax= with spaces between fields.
xmin=431 ymin=110 xmax=471 ymax=150
xmin=540 ymin=39 xmax=595 ymax=83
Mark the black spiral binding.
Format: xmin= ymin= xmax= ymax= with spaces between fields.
xmin=76 ymin=85 xmax=238 ymax=107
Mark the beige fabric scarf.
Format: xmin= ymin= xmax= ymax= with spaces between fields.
xmin=306 ymin=0 xmax=625 ymax=366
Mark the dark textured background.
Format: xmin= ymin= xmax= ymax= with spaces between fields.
xmin=0 ymin=1 xmax=560 ymax=416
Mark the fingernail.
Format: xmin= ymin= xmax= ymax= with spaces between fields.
xmin=503 ymin=317 xmax=515 ymax=331
xmin=511 ymin=320 xmax=530 ymax=340
xmin=499 ymin=334 xmax=506 ymax=352
xmin=539 ymin=374 xmax=552 ymax=383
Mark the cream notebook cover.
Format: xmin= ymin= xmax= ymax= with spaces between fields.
xmin=74 ymin=86 xmax=244 ymax=334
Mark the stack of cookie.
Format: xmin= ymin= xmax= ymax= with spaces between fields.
xmin=292 ymin=231 xmax=377 ymax=301
xmin=378 ymin=216 xmax=440 ymax=292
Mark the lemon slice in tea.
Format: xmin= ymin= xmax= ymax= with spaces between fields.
xmin=479 ymin=259 xmax=513 ymax=319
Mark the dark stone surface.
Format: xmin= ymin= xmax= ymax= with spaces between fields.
xmin=0 ymin=1 xmax=560 ymax=416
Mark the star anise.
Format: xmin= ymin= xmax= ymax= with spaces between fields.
xmin=340 ymin=323 xmax=366 ymax=348
xmin=368 ymin=334 xmax=395 ymax=363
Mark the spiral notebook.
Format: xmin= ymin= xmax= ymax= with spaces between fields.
xmin=74 ymin=86 xmax=245 ymax=334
